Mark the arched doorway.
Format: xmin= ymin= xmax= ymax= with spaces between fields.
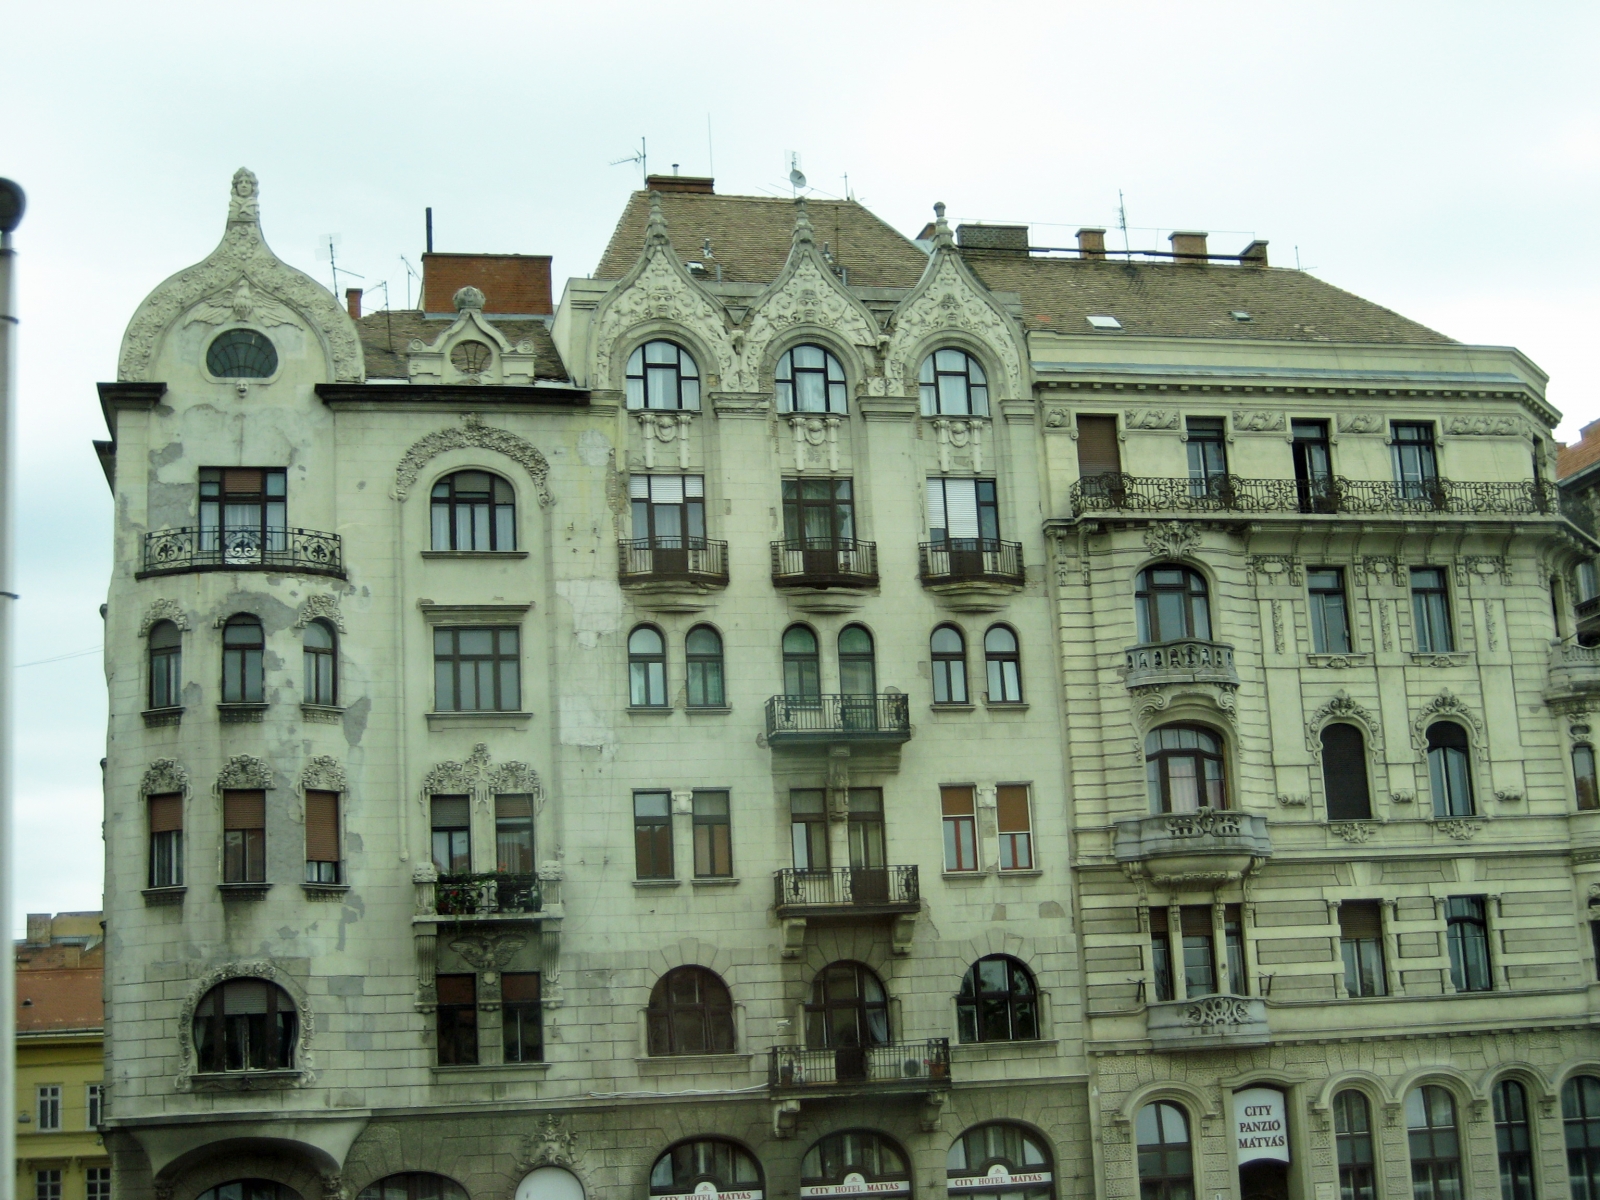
xmin=800 ymin=1130 xmax=911 ymax=1199
xmin=516 ymin=1168 xmax=584 ymax=1200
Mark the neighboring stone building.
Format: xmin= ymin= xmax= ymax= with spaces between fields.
xmin=16 ymin=913 xmax=109 ymax=1200
xmin=95 ymin=169 xmax=1600 ymax=1200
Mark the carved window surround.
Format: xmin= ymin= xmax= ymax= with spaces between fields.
xmin=930 ymin=417 xmax=990 ymax=474
xmin=636 ymin=411 xmax=696 ymax=471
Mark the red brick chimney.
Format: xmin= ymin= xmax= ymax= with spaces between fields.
xmin=345 ymin=288 xmax=362 ymax=319
xmin=1077 ymin=228 xmax=1107 ymax=261
xmin=421 ymin=254 xmax=553 ymax=316
xmin=644 ymin=175 xmax=715 ymax=195
xmin=1169 ymin=231 xmax=1209 ymax=264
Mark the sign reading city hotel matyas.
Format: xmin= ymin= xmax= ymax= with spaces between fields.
xmin=1234 ymin=1087 xmax=1290 ymax=1164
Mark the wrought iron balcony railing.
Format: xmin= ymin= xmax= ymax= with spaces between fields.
xmin=1124 ymin=639 xmax=1239 ymax=688
xmin=769 ymin=1039 xmax=951 ymax=1090
xmin=434 ymin=872 xmax=541 ymax=917
xmin=764 ymin=694 xmax=912 ymax=743
xmin=771 ymin=539 xmax=879 ymax=588
xmin=617 ymin=537 xmax=729 ymax=586
xmin=774 ymin=866 xmax=920 ymax=914
xmin=1071 ymin=473 xmax=1560 ymax=519
xmin=140 ymin=526 xmax=344 ymax=577
xmin=917 ymin=539 xmax=1024 ymax=586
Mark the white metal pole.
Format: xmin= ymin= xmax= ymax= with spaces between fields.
xmin=0 ymin=177 xmax=27 ymax=1200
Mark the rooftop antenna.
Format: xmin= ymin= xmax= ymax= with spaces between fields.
xmin=1117 ymin=190 xmax=1130 ymax=254
xmin=610 ymin=137 xmax=647 ymax=185
xmin=706 ymin=114 xmax=715 ymax=178
xmin=400 ymin=255 xmax=422 ymax=310
xmin=789 ymin=152 xmax=806 ymax=196
xmin=317 ymin=234 xmax=361 ymax=297
xmin=843 ymin=172 xmax=851 ymax=202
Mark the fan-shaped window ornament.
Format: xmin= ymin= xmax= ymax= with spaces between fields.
xmin=450 ymin=340 xmax=494 ymax=375
xmin=207 ymin=330 xmax=278 ymax=379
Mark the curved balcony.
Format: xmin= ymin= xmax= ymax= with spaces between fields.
xmin=617 ymin=537 xmax=729 ymax=587
xmin=139 ymin=526 xmax=343 ymax=579
xmin=918 ymin=539 xmax=1024 ymax=586
xmin=1547 ymin=642 xmax=1600 ymax=704
xmin=769 ymin=1039 xmax=950 ymax=1093
xmin=1146 ymin=994 xmax=1268 ymax=1049
xmin=771 ymin=539 xmax=879 ymax=589
xmin=1113 ymin=809 xmax=1271 ymax=883
xmin=1071 ymin=473 xmax=1559 ymax=520
xmin=764 ymin=694 xmax=911 ymax=745
xmin=433 ymin=872 xmax=542 ymax=917
xmin=774 ymin=866 xmax=920 ymax=918
xmin=1124 ymin=639 xmax=1238 ymax=688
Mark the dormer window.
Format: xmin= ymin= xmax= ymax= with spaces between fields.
xmin=627 ymin=340 xmax=701 ymax=410
xmin=206 ymin=329 xmax=278 ymax=378
xmin=449 ymin=340 xmax=493 ymax=375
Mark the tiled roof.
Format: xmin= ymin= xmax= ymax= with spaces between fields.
xmin=595 ymin=191 xmax=930 ymax=289
xmin=356 ymin=311 xmax=568 ymax=381
xmin=1559 ymin=426 xmax=1600 ymax=480
xmin=16 ymin=967 xmax=102 ymax=1034
xmin=962 ymin=252 xmax=1455 ymax=345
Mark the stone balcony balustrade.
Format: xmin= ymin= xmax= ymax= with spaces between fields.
xmin=1113 ymin=808 xmax=1272 ymax=884
xmin=1146 ymin=994 xmax=1269 ymax=1050
xmin=1547 ymin=641 xmax=1600 ymax=705
xmin=1123 ymin=639 xmax=1239 ymax=689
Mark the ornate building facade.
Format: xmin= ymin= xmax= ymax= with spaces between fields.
xmin=96 ymin=170 xmax=1600 ymax=1200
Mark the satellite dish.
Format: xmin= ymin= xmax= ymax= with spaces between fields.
xmin=789 ymin=167 xmax=807 ymax=190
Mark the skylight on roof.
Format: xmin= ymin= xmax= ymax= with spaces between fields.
xmin=1085 ymin=314 xmax=1122 ymax=331
xmin=1231 ymin=310 xmax=1253 ymax=322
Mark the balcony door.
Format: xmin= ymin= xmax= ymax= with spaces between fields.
xmin=847 ymin=787 xmax=888 ymax=904
xmin=201 ymin=468 xmax=286 ymax=561
xmin=1292 ymin=420 xmax=1335 ymax=512
xmin=838 ymin=625 xmax=877 ymax=731
xmin=784 ymin=478 xmax=855 ymax=575
xmin=806 ymin=960 xmax=891 ymax=1081
xmin=631 ymin=475 xmax=705 ymax=575
xmin=1391 ymin=423 xmax=1440 ymax=504
xmin=928 ymin=477 xmax=1000 ymax=576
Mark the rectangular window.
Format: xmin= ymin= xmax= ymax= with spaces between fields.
xmin=1181 ymin=906 xmax=1217 ymax=997
xmin=1411 ymin=567 xmax=1454 ymax=653
xmin=1391 ymin=421 xmax=1439 ymax=497
xmin=1292 ymin=419 xmax=1334 ymax=511
xmin=435 ymin=973 xmax=478 ymax=1065
xmin=692 ymin=790 xmax=732 ymax=878
xmin=782 ymin=477 xmax=855 ymax=546
xmin=1185 ymin=417 xmax=1228 ymax=496
xmin=34 ymin=1172 xmax=61 ymax=1200
xmin=430 ymin=795 xmax=471 ymax=875
xmin=199 ymin=467 xmax=287 ymax=554
xmin=1576 ymin=746 xmax=1599 ymax=811
xmin=790 ymin=789 xmax=829 ymax=871
xmin=630 ymin=474 xmax=707 ymax=546
xmin=1223 ymin=903 xmax=1246 ymax=995
xmin=222 ymin=790 xmax=266 ymax=883
xmin=36 ymin=1085 xmax=60 ymax=1131
xmin=927 ymin=477 xmax=1000 ymax=544
xmin=502 ymin=971 xmax=543 ymax=1063
xmin=1308 ymin=568 xmax=1352 ymax=654
xmin=634 ymin=791 xmax=673 ymax=880
xmin=941 ymin=786 xmax=978 ymax=873
xmin=433 ymin=627 xmax=520 ymax=712
xmin=997 ymin=784 xmax=1034 ymax=871
xmin=86 ymin=1168 xmax=111 ymax=1200
xmin=1340 ymin=901 xmax=1388 ymax=997
xmin=1152 ymin=906 xmax=1231 ymax=1000
xmin=304 ymin=789 xmax=339 ymax=884
xmin=148 ymin=792 xmax=183 ymax=888
xmin=86 ymin=1083 xmax=103 ymax=1129
xmin=1150 ymin=908 xmax=1174 ymax=1001
xmin=495 ymin=794 xmax=534 ymax=873
xmin=1446 ymin=896 xmax=1493 ymax=992
xmin=847 ymin=788 xmax=886 ymax=869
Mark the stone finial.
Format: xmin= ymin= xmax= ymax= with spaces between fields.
xmin=453 ymin=286 xmax=485 ymax=312
xmin=930 ymin=201 xmax=954 ymax=250
xmin=228 ymin=168 xmax=260 ymax=224
xmin=792 ymin=196 xmax=815 ymax=246
xmin=645 ymin=190 xmax=670 ymax=247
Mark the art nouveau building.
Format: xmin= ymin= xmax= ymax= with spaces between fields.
xmin=95 ymin=170 xmax=1600 ymax=1200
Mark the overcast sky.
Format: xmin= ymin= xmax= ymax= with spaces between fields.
xmin=3 ymin=1 xmax=1596 ymax=929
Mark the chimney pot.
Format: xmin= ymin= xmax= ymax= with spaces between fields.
xmin=25 ymin=913 xmax=49 ymax=945
xmin=1238 ymin=240 xmax=1269 ymax=268
xmin=1169 ymin=230 xmax=1209 ymax=263
xmin=1076 ymin=227 xmax=1107 ymax=261
xmin=644 ymin=174 xmax=715 ymax=195
xmin=345 ymin=288 xmax=362 ymax=319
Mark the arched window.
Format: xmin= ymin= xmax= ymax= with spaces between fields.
xmin=931 ymin=625 xmax=968 ymax=705
xmin=627 ymin=340 xmax=701 ymax=411
xmin=1427 ymin=722 xmax=1474 ymax=817
xmin=431 ymin=470 xmax=516 ymax=551
xmin=839 ymin=625 xmax=876 ymax=694
xmin=1321 ymin=723 xmax=1371 ymax=820
xmin=629 ymin=626 xmax=667 ymax=707
xmin=1406 ymin=1086 xmax=1463 ymax=1200
xmin=193 ymin=978 xmax=296 ymax=1072
xmin=803 ymin=1131 xmax=911 ymax=1197
xmin=1135 ymin=565 xmax=1211 ymax=643
xmin=805 ymin=961 xmax=889 ymax=1049
xmin=783 ymin=625 xmax=821 ymax=701
xmin=357 ymin=1176 xmax=469 ymax=1200
xmin=920 ymin=348 xmax=989 ymax=417
xmin=148 ymin=620 xmax=182 ymax=709
xmin=649 ymin=1140 xmax=763 ymax=1199
xmin=1564 ymin=1075 xmax=1600 ymax=1198
xmin=303 ymin=620 xmax=336 ymax=707
xmin=515 ymin=1169 xmax=584 ymax=1200
xmin=646 ymin=966 xmax=735 ymax=1056
xmin=947 ymin=1123 xmax=1053 ymax=1200
xmin=206 ymin=329 xmax=278 ymax=378
xmin=957 ymin=955 xmax=1038 ymax=1043
xmin=985 ymin=625 xmax=1022 ymax=702
xmin=777 ymin=344 xmax=847 ymax=414
xmin=1493 ymin=1079 xmax=1535 ymax=1200
xmin=1576 ymin=745 xmax=1598 ymax=810
xmin=1146 ymin=725 xmax=1226 ymax=813
xmin=222 ymin=615 xmax=264 ymax=704
xmin=196 ymin=1184 xmax=301 ymax=1200
xmin=686 ymin=626 xmax=725 ymax=708
xmin=1333 ymin=1090 xmax=1376 ymax=1200
xmin=1135 ymin=1103 xmax=1194 ymax=1200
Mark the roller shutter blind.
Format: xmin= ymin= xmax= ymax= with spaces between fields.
xmin=305 ymin=790 xmax=339 ymax=862
xmin=223 ymin=790 xmax=265 ymax=829
xmin=1075 ymin=414 xmax=1121 ymax=477
xmin=148 ymin=793 xmax=183 ymax=833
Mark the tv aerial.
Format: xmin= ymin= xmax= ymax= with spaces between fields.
xmin=611 ymin=137 xmax=648 ymax=184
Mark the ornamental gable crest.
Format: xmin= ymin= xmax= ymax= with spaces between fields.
xmin=401 ymin=291 xmax=541 ymax=388
xmin=394 ymin=413 xmax=552 ymax=505
xmin=884 ymin=204 xmax=1025 ymax=400
xmin=118 ymin=168 xmax=362 ymax=383
xmin=422 ymin=742 xmax=542 ymax=810
xmin=592 ymin=193 xmax=733 ymax=391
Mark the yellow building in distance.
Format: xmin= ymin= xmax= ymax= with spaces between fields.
xmin=15 ymin=913 xmax=109 ymax=1200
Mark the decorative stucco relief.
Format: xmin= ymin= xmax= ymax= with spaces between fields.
xmin=1410 ymin=690 xmax=1484 ymax=753
xmin=1143 ymin=522 xmax=1201 ymax=560
xmin=300 ymin=755 xmax=347 ymax=793
xmin=216 ymin=755 xmax=273 ymax=792
xmin=1445 ymin=414 xmax=1526 ymax=437
xmin=1231 ymin=410 xmax=1285 ymax=432
xmin=421 ymin=742 xmax=542 ymax=811
xmin=140 ymin=759 xmax=190 ymax=798
xmin=293 ymin=594 xmax=346 ymax=632
xmin=138 ymin=599 xmax=189 ymax=636
xmin=174 ymin=960 xmax=314 ymax=1089
xmin=1306 ymin=690 xmax=1384 ymax=753
xmin=394 ymin=413 xmax=552 ymax=505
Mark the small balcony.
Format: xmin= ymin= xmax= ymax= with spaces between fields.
xmin=617 ymin=537 xmax=729 ymax=588
xmin=765 ymin=694 xmax=912 ymax=745
xmin=1547 ymin=642 xmax=1600 ymax=704
xmin=774 ymin=866 xmax=920 ymax=918
xmin=1113 ymin=809 xmax=1272 ymax=883
xmin=1124 ymin=639 xmax=1239 ymax=688
xmin=771 ymin=539 xmax=879 ymax=589
xmin=769 ymin=1039 xmax=951 ymax=1093
xmin=918 ymin=539 xmax=1025 ymax=587
xmin=1071 ymin=473 xmax=1559 ymax=520
xmin=1146 ymin=994 xmax=1269 ymax=1050
xmin=433 ymin=872 xmax=542 ymax=918
xmin=139 ymin=526 xmax=344 ymax=579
